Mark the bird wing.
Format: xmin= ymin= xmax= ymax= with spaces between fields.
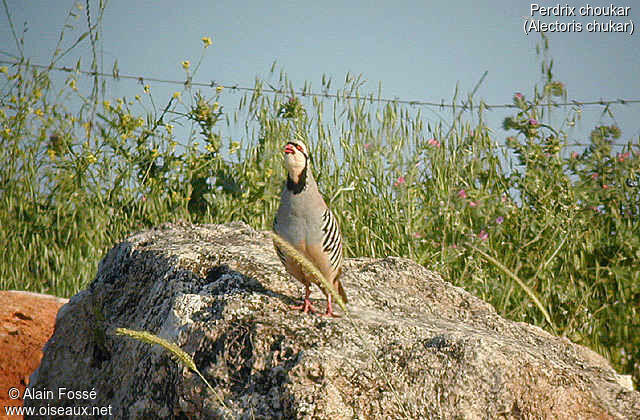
xmin=305 ymin=208 xmax=347 ymax=303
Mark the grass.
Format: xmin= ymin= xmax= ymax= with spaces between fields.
xmin=0 ymin=2 xmax=638 ymax=390
xmin=115 ymin=327 xmax=227 ymax=412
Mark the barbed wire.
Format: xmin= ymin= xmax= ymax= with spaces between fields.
xmin=2 ymin=59 xmax=640 ymax=111
xmin=1 ymin=59 xmax=637 ymax=149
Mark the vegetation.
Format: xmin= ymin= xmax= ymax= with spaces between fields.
xmin=1 ymin=4 xmax=637 ymax=388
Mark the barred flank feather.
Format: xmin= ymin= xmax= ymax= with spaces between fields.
xmin=321 ymin=208 xmax=343 ymax=271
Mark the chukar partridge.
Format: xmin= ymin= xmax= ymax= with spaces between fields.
xmin=273 ymin=139 xmax=347 ymax=316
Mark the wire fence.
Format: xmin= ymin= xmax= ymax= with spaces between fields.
xmin=2 ymin=59 xmax=640 ymax=111
xmin=2 ymin=58 xmax=638 ymax=150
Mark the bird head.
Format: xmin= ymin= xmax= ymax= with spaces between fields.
xmin=283 ymin=139 xmax=309 ymax=183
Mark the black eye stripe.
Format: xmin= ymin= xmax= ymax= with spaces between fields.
xmin=285 ymin=142 xmax=308 ymax=160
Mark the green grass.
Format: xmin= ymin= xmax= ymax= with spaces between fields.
xmin=0 ymin=4 xmax=638 ymax=390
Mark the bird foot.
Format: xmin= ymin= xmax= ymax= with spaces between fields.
xmin=319 ymin=309 xmax=341 ymax=318
xmin=290 ymin=298 xmax=315 ymax=314
xmin=319 ymin=299 xmax=342 ymax=317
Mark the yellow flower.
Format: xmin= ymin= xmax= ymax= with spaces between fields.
xmin=103 ymin=100 xmax=111 ymax=109
xmin=144 ymin=84 xmax=150 ymax=94
xmin=69 ymin=79 xmax=77 ymax=90
xmin=212 ymin=102 xmax=219 ymax=110
xmin=0 ymin=66 xmax=8 ymax=74
xmin=165 ymin=124 xmax=174 ymax=135
xmin=135 ymin=94 xmax=141 ymax=101
xmin=47 ymin=149 xmax=57 ymax=160
xmin=216 ymin=86 xmax=223 ymax=93
xmin=34 ymin=109 xmax=44 ymax=117
xmin=181 ymin=60 xmax=190 ymax=70
xmin=172 ymin=91 xmax=181 ymax=100
xmin=3 ymin=128 xmax=11 ymax=136
xmin=201 ymin=36 xmax=213 ymax=47
xmin=86 ymin=153 xmax=97 ymax=164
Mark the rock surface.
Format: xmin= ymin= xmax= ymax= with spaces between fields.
xmin=26 ymin=222 xmax=639 ymax=419
xmin=0 ymin=291 xmax=68 ymax=418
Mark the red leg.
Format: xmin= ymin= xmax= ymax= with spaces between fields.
xmin=290 ymin=286 xmax=316 ymax=314
xmin=320 ymin=294 xmax=341 ymax=318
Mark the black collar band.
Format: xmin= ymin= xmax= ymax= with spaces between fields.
xmin=286 ymin=165 xmax=308 ymax=194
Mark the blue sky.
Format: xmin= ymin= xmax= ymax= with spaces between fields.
xmin=2 ymin=0 xmax=639 ymax=145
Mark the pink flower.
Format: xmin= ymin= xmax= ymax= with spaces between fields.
xmin=458 ymin=189 xmax=467 ymax=199
xmin=528 ymin=118 xmax=538 ymax=126
xmin=393 ymin=176 xmax=406 ymax=187
xmin=469 ymin=201 xmax=477 ymax=207
xmin=501 ymin=195 xmax=508 ymax=203
xmin=364 ymin=143 xmax=371 ymax=150
xmin=591 ymin=173 xmax=598 ymax=179
xmin=571 ymin=152 xmax=579 ymax=159
xmin=602 ymin=184 xmax=609 ymax=189
xmin=618 ymin=152 xmax=630 ymax=162
xmin=412 ymin=232 xmax=422 ymax=238
xmin=495 ymin=216 xmax=504 ymax=224
xmin=477 ymin=230 xmax=488 ymax=241
xmin=450 ymin=244 xmax=457 ymax=249
xmin=514 ymin=92 xmax=523 ymax=100
xmin=427 ymin=138 xmax=441 ymax=148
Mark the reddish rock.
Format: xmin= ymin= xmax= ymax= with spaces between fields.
xmin=0 ymin=291 xmax=67 ymax=417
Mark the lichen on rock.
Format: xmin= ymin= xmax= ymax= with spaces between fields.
xmin=25 ymin=222 xmax=639 ymax=419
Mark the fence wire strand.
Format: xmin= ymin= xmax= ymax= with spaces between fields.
xmin=2 ymin=59 xmax=640 ymax=111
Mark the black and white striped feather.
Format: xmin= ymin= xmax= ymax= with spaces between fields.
xmin=321 ymin=208 xmax=343 ymax=272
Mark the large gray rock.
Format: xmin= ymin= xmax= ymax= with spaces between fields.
xmin=26 ymin=222 xmax=638 ymax=419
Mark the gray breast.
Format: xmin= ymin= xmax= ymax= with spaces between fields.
xmin=274 ymin=187 xmax=324 ymax=246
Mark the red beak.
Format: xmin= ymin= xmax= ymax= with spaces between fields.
xmin=284 ymin=144 xmax=296 ymax=154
